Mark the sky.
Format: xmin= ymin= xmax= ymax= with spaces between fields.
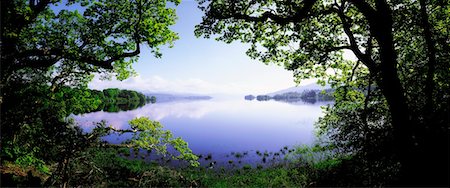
xmin=88 ymin=1 xmax=308 ymax=95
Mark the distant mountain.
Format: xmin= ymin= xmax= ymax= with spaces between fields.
xmin=143 ymin=92 xmax=212 ymax=103
xmin=267 ymin=83 xmax=330 ymax=96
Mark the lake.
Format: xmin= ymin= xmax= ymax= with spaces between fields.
xmin=73 ymin=97 xmax=331 ymax=167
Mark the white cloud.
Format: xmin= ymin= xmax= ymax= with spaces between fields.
xmin=88 ymin=75 xmax=272 ymax=95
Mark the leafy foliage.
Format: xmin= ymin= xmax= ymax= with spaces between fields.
xmin=1 ymin=83 xmax=198 ymax=186
xmin=196 ymin=0 xmax=449 ymax=185
xmin=55 ymin=147 xmax=200 ymax=187
xmin=2 ymin=0 xmax=180 ymax=85
xmin=126 ymin=117 xmax=200 ymax=167
xmin=1 ymin=0 xmax=195 ymax=186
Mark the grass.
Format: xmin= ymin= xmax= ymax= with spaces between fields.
xmin=68 ymin=146 xmax=342 ymax=187
xmin=3 ymin=145 xmax=389 ymax=187
xmin=105 ymin=145 xmax=356 ymax=187
xmin=192 ymin=166 xmax=310 ymax=187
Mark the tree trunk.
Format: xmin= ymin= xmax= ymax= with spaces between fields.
xmin=371 ymin=0 xmax=420 ymax=185
xmin=377 ymin=46 xmax=419 ymax=185
xmin=418 ymin=1 xmax=448 ymax=185
xmin=419 ymin=0 xmax=437 ymax=116
xmin=372 ymin=0 xmax=448 ymax=185
xmin=377 ymin=45 xmax=417 ymax=185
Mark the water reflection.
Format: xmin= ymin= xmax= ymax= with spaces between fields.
xmin=73 ymin=98 xmax=331 ymax=165
xmin=74 ymin=100 xmax=219 ymax=130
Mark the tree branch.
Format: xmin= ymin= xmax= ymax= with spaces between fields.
xmin=325 ymin=45 xmax=352 ymax=52
xmin=14 ymin=39 xmax=140 ymax=70
xmin=346 ymin=0 xmax=377 ymax=26
xmin=335 ymin=6 xmax=376 ymax=72
xmin=105 ymin=126 xmax=137 ymax=134
xmin=16 ymin=57 xmax=61 ymax=70
xmin=12 ymin=0 xmax=144 ymax=71
xmin=317 ymin=45 xmax=351 ymax=65
xmin=349 ymin=60 xmax=360 ymax=82
xmin=210 ymin=0 xmax=318 ymax=25
xmin=28 ymin=0 xmax=52 ymax=25
xmin=16 ymin=48 xmax=63 ymax=59
xmin=420 ymin=0 xmax=437 ymax=113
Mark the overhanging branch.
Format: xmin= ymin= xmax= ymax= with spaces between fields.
xmin=335 ymin=5 xmax=376 ymax=72
xmin=13 ymin=38 xmax=141 ymax=71
xmin=210 ymin=0 xmax=318 ymax=25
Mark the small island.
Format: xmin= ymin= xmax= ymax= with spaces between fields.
xmin=62 ymin=87 xmax=157 ymax=114
xmin=244 ymin=95 xmax=255 ymax=100
xmin=248 ymin=89 xmax=334 ymax=104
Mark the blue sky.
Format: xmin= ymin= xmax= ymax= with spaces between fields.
xmin=89 ymin=0 xmax=306 ymax=95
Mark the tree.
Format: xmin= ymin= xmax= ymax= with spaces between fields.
xmin=1 ymin=0 xmax=180 ymax=88
xmin=195 ymin=0 xmax=449 ymax=185
xmin=150 ymin=96 xmax=157 ymax=103
xmin=1 ymin=0 xmax=198 ymax=186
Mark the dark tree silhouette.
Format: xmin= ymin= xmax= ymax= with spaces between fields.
xmin=195 ymin=0 xmax=449 ymax=185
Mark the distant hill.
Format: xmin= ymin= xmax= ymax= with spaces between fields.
xmin=143 ymin=92 xmax=212 ymax=103
xmin=244 ymin=83 xmax=333 ymax=104
xmin=267 ymin=83 xmax=330 ymax=96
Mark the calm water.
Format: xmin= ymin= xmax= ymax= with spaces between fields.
xmin=73 ymin=97 xmax=330 ymax=166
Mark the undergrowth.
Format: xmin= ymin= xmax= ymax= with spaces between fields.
xmin=2 ymin=144 xmax=393 ymax=187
